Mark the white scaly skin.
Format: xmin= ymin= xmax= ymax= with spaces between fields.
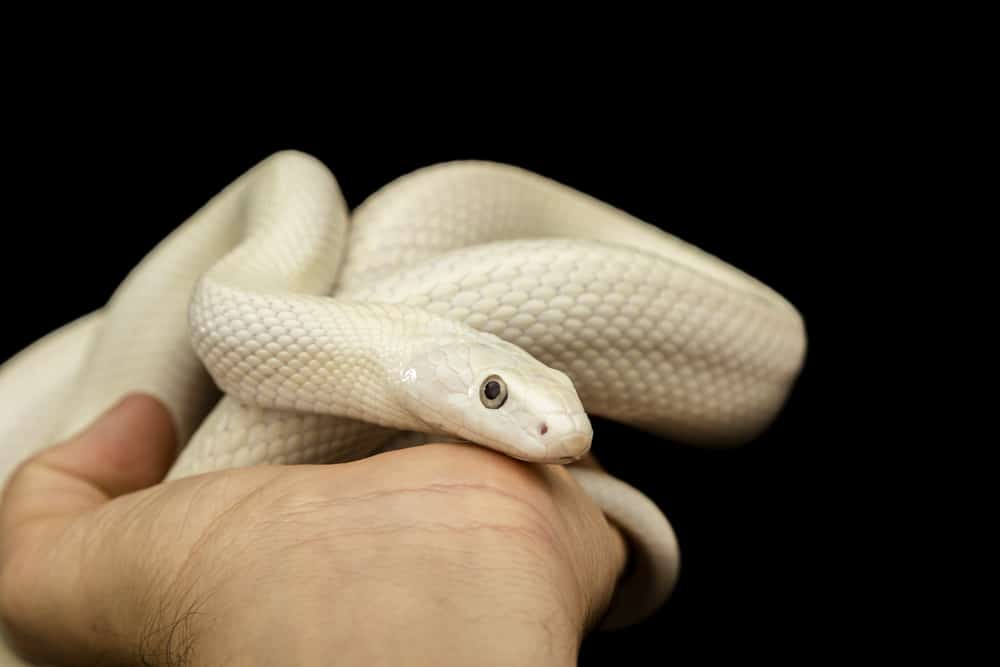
xmin=0 ymin=153 xmax=807 ymax=662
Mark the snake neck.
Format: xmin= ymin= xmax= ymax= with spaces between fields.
xmin=190 ymin=280 xmax=464 ymax=432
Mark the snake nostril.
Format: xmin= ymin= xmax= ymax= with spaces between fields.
xmin=539 ymin=423 xmax=548 ymax=436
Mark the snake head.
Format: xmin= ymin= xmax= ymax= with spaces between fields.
xmin=394 ymin=334 xmax=592 ymax=463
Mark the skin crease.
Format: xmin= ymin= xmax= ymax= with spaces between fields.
xmin=0 ymin=395 xmax=626 ymax=666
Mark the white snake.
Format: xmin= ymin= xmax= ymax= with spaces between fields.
xmin=0 ymin=152 xmax=806 ymax=663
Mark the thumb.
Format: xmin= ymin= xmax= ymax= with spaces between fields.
xmin=0 ymin=394 xmax=176 ymax=547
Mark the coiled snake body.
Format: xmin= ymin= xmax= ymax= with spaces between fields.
xmin=0 ymin=152 xmax=806 ymax=662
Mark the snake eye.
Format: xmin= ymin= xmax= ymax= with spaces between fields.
xmin=479 ymin=375 xmax=508 ymax=409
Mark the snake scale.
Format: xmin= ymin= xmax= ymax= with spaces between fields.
xmin=0 ymin=152 xmax=806 ymax=662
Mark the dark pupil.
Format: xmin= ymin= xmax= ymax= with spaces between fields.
xmin=484 ymin=381 xmax=501 ymax=400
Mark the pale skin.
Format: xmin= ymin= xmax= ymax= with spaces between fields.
xmin=0 ymin=395 xmax=627 ymax=666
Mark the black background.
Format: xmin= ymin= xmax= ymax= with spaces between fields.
xmin=1 ymin=98 xmax=854 ymax=663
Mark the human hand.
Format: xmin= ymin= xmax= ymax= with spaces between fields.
xmin=0 ymin=395 xmax=627 ymax=666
